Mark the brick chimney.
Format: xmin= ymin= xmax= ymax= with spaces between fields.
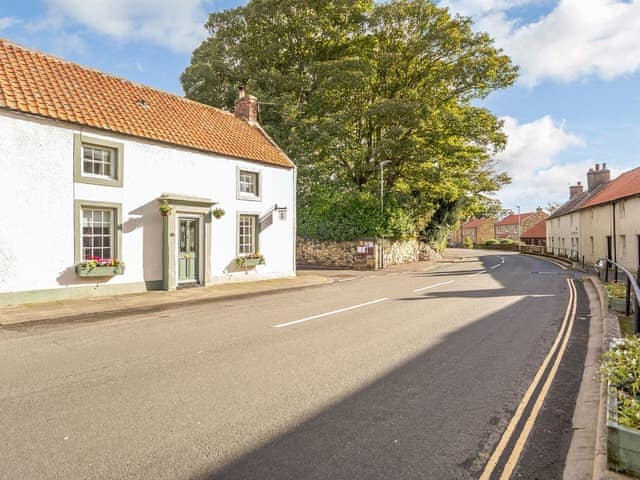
xmin=587 ymin=163 xmax=611 ymax=192
xmin=234 ymin=86 xmax=259 ymax=123
xmin=569 ymin=181 xmax=583 ymax=199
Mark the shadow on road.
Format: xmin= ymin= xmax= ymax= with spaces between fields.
xmin=190 ymin=256 xmax=572 ymax=480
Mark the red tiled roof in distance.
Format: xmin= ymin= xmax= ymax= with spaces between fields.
xmin=0 ymin=39 xmax=294 ymax=169
xmin=581 ymin=167 xmax=640 ymax=208
xmin=495 ymin=213 xmax=533 ymax=226
xmin=462 ymin=218 xmax=488 ymax=229
xmin=521 ymin=219 xmax=546 ymax=239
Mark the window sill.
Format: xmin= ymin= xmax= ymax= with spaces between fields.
xmin=237 ymin=194 xmax=261 ymax=202
xmin=74 ymin=176 xmax=123 ymax=188
xmin=75 ymin=264 xmax=125 ymax=277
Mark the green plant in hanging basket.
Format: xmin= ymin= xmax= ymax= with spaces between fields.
xmin=212 ymin=207 xmax=225 ymax=219
xmin=158 ymin=200 xmax=172 ymax=216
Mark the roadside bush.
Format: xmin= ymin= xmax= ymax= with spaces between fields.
xmin=297 ymin=186 xmax=416 ymax=241
xmin=463 ymin=236 xmax=474 ymax=249
xmin=498 ymin=238 xmax=514 ymax=244
xmin=485 ymin=239 xmax=498 ymax=246
xmin=601 ymin=336 xmax=640 ymax=430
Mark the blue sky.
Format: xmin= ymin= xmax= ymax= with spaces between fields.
xmin=1 ymin=0 xmax=639 ymax=213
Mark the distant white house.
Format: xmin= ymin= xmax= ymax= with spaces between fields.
xmin=0 ymin=39 xmax=296 ymax=306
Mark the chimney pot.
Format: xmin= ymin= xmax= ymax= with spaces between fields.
xmin=587 ymin=162 xmax=611 ymax=191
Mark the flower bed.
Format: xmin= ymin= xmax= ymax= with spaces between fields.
xmin=602 ymin=336 xmax=640 ymax=475
xmin=606 ymin=282 xmax=633 ymax=313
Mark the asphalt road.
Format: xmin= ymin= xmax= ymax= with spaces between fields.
xmin=0 ymin=250 xmax=589 ymax=479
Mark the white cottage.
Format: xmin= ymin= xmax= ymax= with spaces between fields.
xmin=0 ymin=39 xmax=296 ymax=305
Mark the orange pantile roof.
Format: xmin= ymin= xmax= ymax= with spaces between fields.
xmin=521 ymin=219 xmax=546 ymax=239
xmin=0 ymin=39 xmax=294 ymax=169
xmin=462 ymin=217 xmax=494 ymax=229
xmin=581 ymin=167 xmax=640 ymax=208
xmin=495 ymin=213 xmax=533 ymax=226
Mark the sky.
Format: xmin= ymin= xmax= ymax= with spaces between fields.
xmin=1 ymin=0 xmax=639 ymax=213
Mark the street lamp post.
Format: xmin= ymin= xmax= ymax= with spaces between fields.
xmin=380 ymin=160 xmax=391 ymax=213
xmin=379 ymin=160 xmax=391 ymax=269
xmin=516 ymin=205 xmax=521 ymax=253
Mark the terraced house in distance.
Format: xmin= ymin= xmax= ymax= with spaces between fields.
xmin=0 ymin=39 xmax=296 ymax=306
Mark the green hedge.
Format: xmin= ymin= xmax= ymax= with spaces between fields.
xmin=297 ymin=187 xmax=417 ymax=241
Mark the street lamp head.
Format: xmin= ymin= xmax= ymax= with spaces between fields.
xmin=379 ymin=160 xmax=392 ymax=167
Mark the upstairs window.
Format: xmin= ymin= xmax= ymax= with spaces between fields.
xmin=74 ymin=134 xmax=124 ymax=187
xmin=237 ymin=168 xmax=261 ymax=200
xmin=82 ymin=144 xmax=116 ymax=179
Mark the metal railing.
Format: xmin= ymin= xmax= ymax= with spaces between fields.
xmin=597 ymin=258 xmax=640 ymax=333
xmin=521 ymin=246 xmax=587 ymax=270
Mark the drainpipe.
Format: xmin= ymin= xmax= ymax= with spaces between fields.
xmin=613 ymin=201 xmax=618 ymax=281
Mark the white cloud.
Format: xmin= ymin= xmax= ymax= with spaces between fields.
xmin=444 ymin=0 xmax=640 ymax=85
xmin=0 ymin=17 xmax=20 ymax=31
xmin=40 ymin=0 xmax=209 ymax=53
xmin=494 ymin=115 xmax=585 ymax=209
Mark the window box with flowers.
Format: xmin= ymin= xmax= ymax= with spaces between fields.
xmin=75 ymin=258 xmax=125 ymax=277
xmin=235 ymin=253 xmax=265 ymax=269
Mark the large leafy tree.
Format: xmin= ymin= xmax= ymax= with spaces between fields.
xmin=182 ymin=0 xmax=517 ymax=243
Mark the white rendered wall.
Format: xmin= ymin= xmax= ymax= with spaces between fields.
xmin=545 ymin=211 xmax=580 ymax=256
xmin=580 ymin=199 xmax=640 ymax=271
xmin=0 ymin=111 xmax=296 ymax=298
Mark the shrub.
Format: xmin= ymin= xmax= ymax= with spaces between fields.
xmin=499 ymin=238 xmax=514 ymax=244
xmin=485 ymin=239 xmax=499 ymax=245
xmin=601 ymin=336 xmax=640 ymax=429
xmin=463 ymin=236 xmax=474 ymax=249
xmin=297 ymin=186 xmax=416 ymax=241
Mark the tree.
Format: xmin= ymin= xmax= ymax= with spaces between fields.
xmin=182 ymin=0 xmax=517 ymax=244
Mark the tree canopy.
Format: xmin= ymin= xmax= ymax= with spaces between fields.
xmin=182 ymin=0 xmax=517 ymax=244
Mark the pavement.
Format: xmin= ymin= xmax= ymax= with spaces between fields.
xmin=0 ymin=261 xmax=448 ymax=328
xmin=0 ymin=250 xmax=601 ymax=479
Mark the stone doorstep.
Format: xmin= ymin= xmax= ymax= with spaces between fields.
xmin=0 ymin=275 xmax=333 ymax=327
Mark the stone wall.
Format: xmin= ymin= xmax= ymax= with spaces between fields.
xmin=297 ymin=237 xmax=439 ymax=270
xmin=380 ymin=239 xmax=440 ymax=267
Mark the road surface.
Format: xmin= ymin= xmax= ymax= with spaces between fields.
xmin=0 ymin=250 xmax=589 ymax=479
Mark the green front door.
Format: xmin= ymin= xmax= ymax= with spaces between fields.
xmin=178 ymin=217 xmax=199 ymax=284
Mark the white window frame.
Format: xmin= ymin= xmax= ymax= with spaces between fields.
xmin=74 ymin=134 xmax=124 ymax=187
xmin=81 ymin=143 xmax=117 ymax=180
xmin=74 ymin=200 xmax=122 ymax=264
xmin=237 ymin=213 xmax=259 ymax=255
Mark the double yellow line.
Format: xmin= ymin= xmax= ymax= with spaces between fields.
xmin=480 ymin=278 xmax=577 ymax=480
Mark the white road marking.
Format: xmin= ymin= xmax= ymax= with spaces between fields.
xmin=273 ymin=298 xmax=389 ymax=328
xmin=338 ymin=278 xmax=356 ymax=283
xmin=412 ymin=280 xmax=455 ymax=293
xmin=469 ymin=270 xmax=487 ymax=277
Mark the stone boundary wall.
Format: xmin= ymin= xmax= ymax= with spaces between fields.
xmin=380 ymin=239 xmax=440 ymax=267
xmin=297 ymin=237 xmax=440 ymax=270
